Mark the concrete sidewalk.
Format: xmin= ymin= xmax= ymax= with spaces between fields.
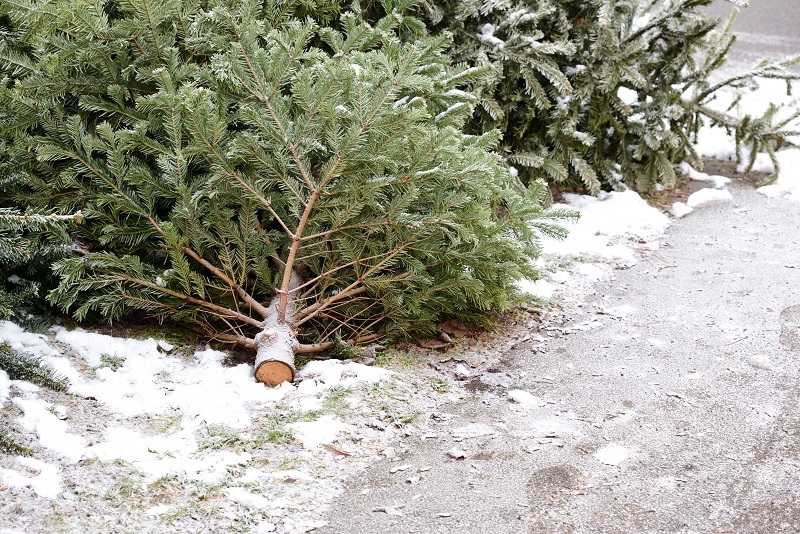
xmin=320 ymin=175 xmax=800 ymax=532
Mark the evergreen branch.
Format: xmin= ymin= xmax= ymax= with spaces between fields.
xmin=278 ymin=49 xmax=415 ymax=321
xmin=181 ymin=246 xmax=271 ymax=319
xmin=0 ymin=342 xmax=69 ymax=392
xmin=188 ymin=112 xmax=294 ymax=237
xmin=0 ymin=428 xmax=32 ymax=457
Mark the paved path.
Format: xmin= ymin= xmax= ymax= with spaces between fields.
xmin=320 ymin=176 xmax=800 ymax=533
xmin=707 ymin=0 xmax=800 ymax=72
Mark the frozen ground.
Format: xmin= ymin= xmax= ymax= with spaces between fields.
xmin=0 ymin=322 xmax=460 ymax=533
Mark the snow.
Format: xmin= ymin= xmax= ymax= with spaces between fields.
xmin=686 ymin=188 xmax=733 ymax=208
xmin=0 ymin=321 xmax=60 ymax=358
xmin=435 ymin=102 xmax=468 ymax=122
xmin=508 ymin=389 xmax=547 ymax=407
xmin=224 ymin=486 xmax=272 ymax=508
xmin=594 ymin=445 xmax=630 ymax=466
xmin=478 ymin=24 xmax=505 ymax=49
xmin=1 ymin=45 xmax=798 ymax=533
xmin=694 ymin=77 xmax=800 ymax=202
xmin=671 ymin=202 xmax=693 ymax=218
xmin=12 ymin=397 xmax=86 ymax=463
xmin=443 ymin=89 xmax=475 ymax=100
xmin=288 ymin=415 xmax=353 ymax=448
xmin=756 ymin=149 xmax=800 ymax=201
xmin=519 ymin=189 xmax=670 ymax=301
xmin=547 ymin=190 xmax=670 ymax=259
xmin=618 ymin=87 xmax=638 ymax=105
xmin=679 ymin=162 xmax=731 ymax=189
xmin=0 ymin=323 xmax=398 ymax=516
xmin=0 ymin=457 xmax=61 ymax=499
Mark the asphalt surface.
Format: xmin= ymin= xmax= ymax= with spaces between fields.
xmin=706 ymin=0 xmax=800 ymax=71
xmin=320 ymin=173 xmax=800 ymax=533
xmin=320 ymin=5 xmax=800 ymax=533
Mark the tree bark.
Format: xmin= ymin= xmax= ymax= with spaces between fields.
xmin=253 ymin=269 xmax=302 ymax=386
xmin=253 ymin=323 xmax=297 ymax=386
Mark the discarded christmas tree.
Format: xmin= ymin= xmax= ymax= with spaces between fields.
xmin=423 ymin=0 xmax=799 ymax=192
xmin=0 ymin=1 xmax=571 ymax=385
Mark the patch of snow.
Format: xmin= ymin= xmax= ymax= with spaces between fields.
xmin=671 ymin=202 xmax=693 ymax=218
xmin=694 ymin=77 xmax=800 ymax=204
xmin=516 ymin=278 xmax=557 ymax=299
xmin=756 ymin=148 xmax=800 ymax=201
xmin=508 ymin=389 xmax=547 ymax=407
xmin=145 ymin=505 xmax=171 ymax=516
xmin=296 ymin=360 xmax=394 ymax=391
xmin=87 ymin=425 xmax=250 ymax=482
xmin=443 ymin=89 xmax=475 ymax=100
xmin=224 ymin=487 xmax=272 ymax=508
xmin=12 ymin=396 xmax=86 ymax=463
xmin=686 ymin=188 xmax=733 ymax=208
xmin=594 ymin=445 xmax=630 ymax=466
xmin=0 ymin=321 xmax=60 ymax=358
xmin=435 ymin=102 xmax=468 ymax=122
xmin=478 ymin=23 xmax=505 ymax=49
xmin=529 ymin=190 xmax=669 ymax=274
xmin=288 ymin=415 xmax=353 ymax=448
xmin=679 ymin=162 xmax=731 ymax=189
xmin=53 ymin=327 xmax=162 ymax=368
xmin=0 ymin=457 xmax=61 ymax=499
xmin=618 ymin=87 xmax=638 ymax=105
xmin=748 ymin=355 xmax=774 ymax=371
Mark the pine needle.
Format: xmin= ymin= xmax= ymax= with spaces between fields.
xmin=0 ymin=342 xmax=69 ymax=392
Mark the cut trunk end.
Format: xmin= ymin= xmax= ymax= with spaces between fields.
xmin=254 ymin=360 xmax=295 ymax=387
xmin=253 ymin=325 xmax=297 ymax=387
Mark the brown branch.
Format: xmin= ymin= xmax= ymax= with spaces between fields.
xmin=294 ymin=342 xmax=332 ymax=354
xmin=294 ymin=286 xmax=369 ymax=325
xmin=210 ymin=332 xmax=257 ymax=349
xmin=108 ymin=273 xmax=265 ymax=328
xmin=182 ymin=246 xmax=271 ymax=319
xmin=290 ymin=249 xmax=397 ymax=294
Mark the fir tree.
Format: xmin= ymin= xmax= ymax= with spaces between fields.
xmin=0 ymin=0 xmax=571 ymax=385
xmin=423 ymin=0 xmax=800 ymax=192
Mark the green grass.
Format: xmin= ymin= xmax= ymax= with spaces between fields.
xmin=423 ymin=373 xmax=451 ymax=393
xmin=373 ymin=348 xmax=422 ymax=369
xmin=100 ymin=353 xmax=124 ymax=371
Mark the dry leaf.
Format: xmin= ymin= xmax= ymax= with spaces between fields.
xmin=324 ymin=444 xmax=352 ymax=457
xmin=419 ymin=339 xmax=450 ymax=349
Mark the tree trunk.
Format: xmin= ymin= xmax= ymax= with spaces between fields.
xmin=253 ymin=269 xmax=302 ymax=386
xmin=253 ymin=323 xmax=297 ymax=386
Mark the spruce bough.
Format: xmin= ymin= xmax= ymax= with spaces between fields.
xmin=0 ymin=1 xmax=570 ymax=385
xmin=426 ymin=0 xmax=800 ymax=192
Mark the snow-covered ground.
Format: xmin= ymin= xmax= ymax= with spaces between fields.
xmin=0 ymin=323 xmax=457 ymax=532
xmin=2 ymin=69 xmax=799 ymax=533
